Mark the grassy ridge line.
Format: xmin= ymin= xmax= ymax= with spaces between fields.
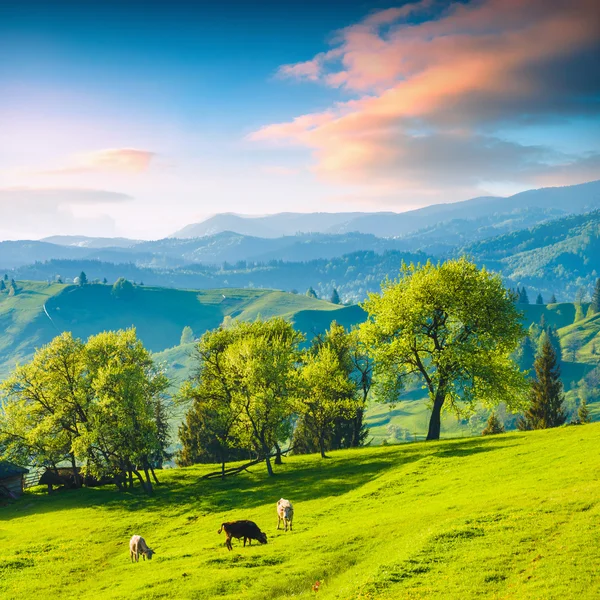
xmin=1 ymin=425 xmax=599 ymax=599
xmin=0 ymin=282 xmax=346 ymax=378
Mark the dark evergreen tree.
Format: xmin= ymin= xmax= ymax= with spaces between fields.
xmin=547 ymin=326 xmax=563 ymax=364
xmin=482 ymin=412 xmax=505 ymax=435
xmin=518 ymin=336 xmax=566 ymax=430
xmin=591 ymin=278 xmax=600 ymax=314
xmin=3 ymin=274 xmax=7 ymax=281
xmin=536 ymin=293 xmax=543 ymax=305
xmin=0 ymin=279 xmax=5 ymax=291
xmin=103 ymin=277 xmax=108 ymax=284
xmin=78 ymin=271 xmax=88 ymax=286
xmin=550 ymin=293 xmax=557 ymax=304
xmin=330 ymin=288 xmax=341 ymax=304
xmin=519 ymin=337 xmax=536 ymax=372
xmin=519 ymin=287 xmax=530 ymax=304
xmin=306 ymin=286 xmax=318 ymax=299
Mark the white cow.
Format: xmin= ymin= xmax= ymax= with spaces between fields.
xmin=277 ymin=498 xmax=294 ymax=531
xmin=129 ymin=535 xmax=154 ymax=562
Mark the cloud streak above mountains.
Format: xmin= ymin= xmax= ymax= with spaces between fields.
xmin=251 ymin=0 xmax=600 ymax=200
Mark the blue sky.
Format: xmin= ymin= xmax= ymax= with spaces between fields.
xmin=1 ymin=0 xmax=599 ymax=239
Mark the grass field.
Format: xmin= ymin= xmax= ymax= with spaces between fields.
xmin=2 ymin=424 xmax=599 ymax=599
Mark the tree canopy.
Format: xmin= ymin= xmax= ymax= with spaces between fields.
xmin=360 ymin=258 xmax=528 ymax=440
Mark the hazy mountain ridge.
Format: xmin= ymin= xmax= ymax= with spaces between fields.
xmin=170 ymin=180 xmax=600 ymax=239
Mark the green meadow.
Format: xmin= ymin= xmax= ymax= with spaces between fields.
xmin=2 ymin=424 xmax=599 ymax=599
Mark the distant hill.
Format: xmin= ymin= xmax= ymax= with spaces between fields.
xmin=171 ymin=180 xmax=600 ymax=239
xmin=41 ymin=235 xmax=140 ymax=248
xmin=0 ymin=281 xmax=345 ymax=378
xmin=466 ymin=210 xmax=600 ymax=299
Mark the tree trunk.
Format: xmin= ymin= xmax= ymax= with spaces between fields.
xmin=426 ymin=389 xmax=446 ymax=441
xmin=150 ymin=466 xmax=160 ymax=485
xmin=274 ymin=443 xmax=283 ymax=465
xmin=70 ymin=453 xmax=81 ymax=488
xmin=143 ymin=465 xmax=154 ymax=495
xmin=352 ymin=407 xmax=364 ymax=447
xmin=319 ymin=435 xmax=329 ymax=459
xmin=264 ymin=454 xmax=274 ymax=476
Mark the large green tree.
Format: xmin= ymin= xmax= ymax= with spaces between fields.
xmin=0 ymin=329 xmax=169 ymax=494
xmin=177 ymin=327 xmax=243 ymax=475
xmin=226 ymin=319 xmax=302 ymax=475
xmin=295 ymin=344 xmax=357 ymax=458
xmin=361 ymin=258 xmax=528 ymax=440
xmin=591 ymin=278 xmax=600 ymax=314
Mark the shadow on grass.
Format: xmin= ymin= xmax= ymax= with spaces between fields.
xmin=0 ymin=433 xmax=524 ymax=522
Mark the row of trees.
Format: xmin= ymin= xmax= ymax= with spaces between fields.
xmin=179 ymin=258 xmax=530 ymax=473
xmin=0 ymin=330 xmax=170 ymax=493
xmin=177 ymin=319 xmax=372 ymax=475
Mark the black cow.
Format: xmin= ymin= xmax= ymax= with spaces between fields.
xmin=218 ymin=520 xmax=268 ymax=551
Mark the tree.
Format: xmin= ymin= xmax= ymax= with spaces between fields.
xmin=361 ymin=258 xmax=528 ymax=440
xmin=8 ymin=279 xmax=18 ymax=296
xmin=177 ymin=327 xmax=243 ymax=475
xmin=0 ymin=329 xmax=169 ymax=494
xmin=518 ymin=336 xmax=566 ymax=430
xmin=577 ymin=398 xmax=591 ymax=424
xmin=482 ymin=412 xmax=505 ymax=435
xmin=574 ymin=303 xmax=585 ymax=323
xmin=591 ymin=279 xmax=600 ymax=314
xmin=306 ymin=286 xmax=318 ymax=299
xmin=0 ymin=280 xmax=5 ymax=291
xmin=519 ymin=287 xmax=529 ymax=304
xmin=103 ymin=277 xmax=108 ymax=285
xmin=180 ymin=326 xmax=195 ymax=345
xmin=0 ymin=333 xmax=90 ymax=486
xmin=112 ymin=277 xmax=134 ymax=299
xmin=78 ymin=271 xmax=88 ymax=286
xmin=550 ymin=294 xmax=557 ymax=304
xmin=76 ymin=329 xmax=169 ymax=493
xmin=226 ymin=320 xmax=302 ymax=475
xmin=545 ymin=326 xmax=563 ymax=364
xmin=518 ymin=337 xmax=536 ymax=373
xmin=536 ymin=293 xmax=544 ymax=305
xmin=295 ymin=344 xmax=357 ymax=458
xmin=330 ymin=288 xmax=341 ymax=305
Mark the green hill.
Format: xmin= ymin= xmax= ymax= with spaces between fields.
xmin=1 ymin=282 xmax=597 ymax=443
xmin=0 ymin=282 xmax=345 ymax=378
xmin=2 ymin=424 xmax=600 ymax=599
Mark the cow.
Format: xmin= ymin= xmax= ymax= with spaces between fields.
xmin=218 ymin=520 xmax=268 ymax=551
xmin=277 ymin=498 xmax=294 ymax=532
xmin=129 ymin=535 xmax=154 ymax=562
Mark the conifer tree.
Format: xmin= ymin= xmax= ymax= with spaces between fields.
xmin=78 ymin=271 xmax=88 ymax=286
xmin=306 ymin=286 xmax=318 ymax=299
xmin=591 ymin=279 xmax=600 ymax=314
xmin=577 ymin=398 xmax=591 ymax=424
xmin=518 ymin=336 xmax=566 ymax=430
xmin=574 ymin=303 xmax=585 ymax=323
xmin=482 ymin=412 xmax=505 ymax=435
xmin=330 ymin=288 xmax=341 ymax=305
xmin=0 ymin=279 xmax=5 ymax=291
xmin=536 ymin=293 xmax=544 ymax=305
xmin=519 ymin=287 xmax=529 ymax=304
xmin=550 ymin=293 xmax=557 ymax=304
xmin=547 ymin=326 xmax=563 ymax=363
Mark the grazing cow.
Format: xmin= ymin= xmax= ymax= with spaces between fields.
xmin=129 ymin=535 xmax=154 ymax=562
xmin=277 ymin=498 xmax=294 ymax=531
xmin=218 ymin=520 xmax=268 ymax=551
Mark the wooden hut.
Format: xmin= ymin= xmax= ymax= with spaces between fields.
xmin=0 ymin=461 xmax=29 ymax=499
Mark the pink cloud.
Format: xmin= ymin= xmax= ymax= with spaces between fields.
xmin=42 ymin=148 xmax=155 ymax=175
xmin=252 ymin=0 xmax=600 ymax=197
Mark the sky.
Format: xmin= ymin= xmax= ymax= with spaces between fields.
xmin=1 ymin=0 xmax=599 ymax=240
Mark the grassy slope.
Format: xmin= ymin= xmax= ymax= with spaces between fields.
xmin=0 ymin=283 xmax=346 ymax=378
xmin=2 ymin=425 xmax=600 ymax=599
